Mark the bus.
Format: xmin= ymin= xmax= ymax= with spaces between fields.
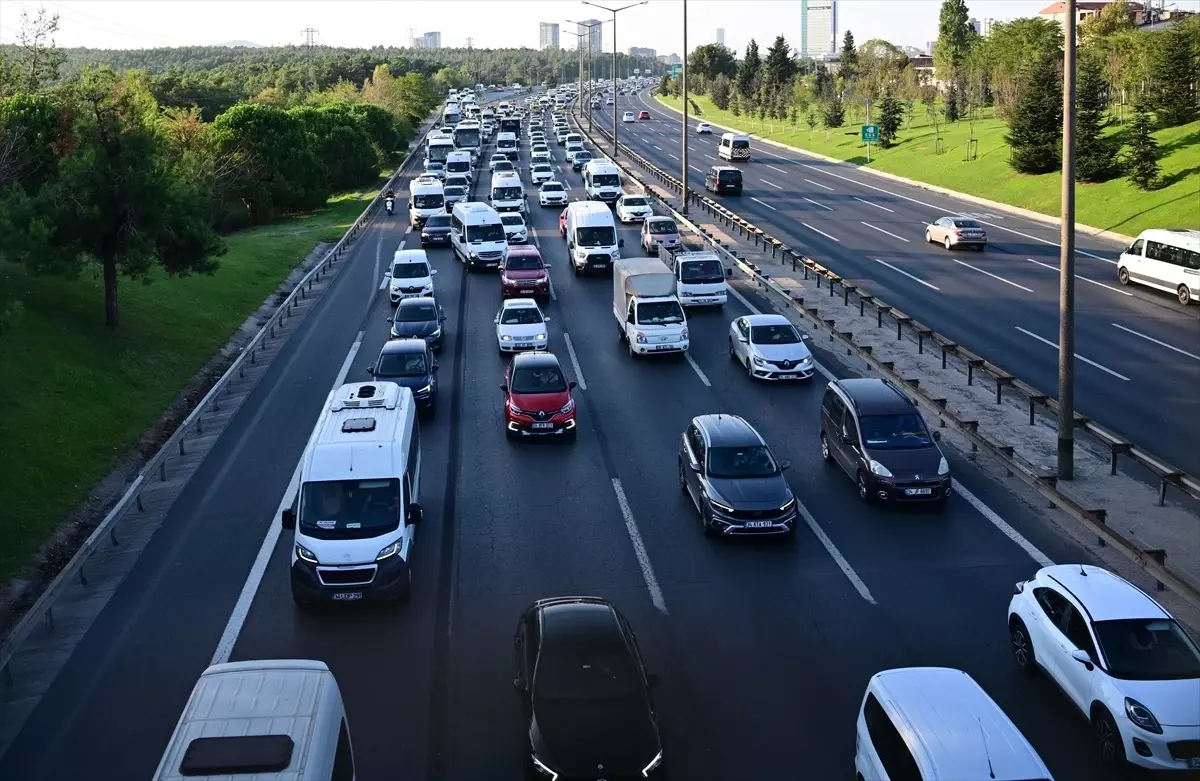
xmin=453 ymin=120 xmax=482 ymax=160
xmin=499 ymin=115 xmax=521 ymax=135
xmin=442 ymin=102 xmax=461 ymax=128
xmin=425 ymin=136 xmax=455 ymax=167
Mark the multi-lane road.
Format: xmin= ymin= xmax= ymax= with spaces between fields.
xmin=594 ymin=90 xmax=1200 ymax=476
xmin=0 ymin=96 xmax=1174 ymax=781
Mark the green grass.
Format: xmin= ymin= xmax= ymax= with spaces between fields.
xmin=0 ymin=185 xmax=381 ymax=583
xmin=657 ymin=94 xmax=1200 ymax=236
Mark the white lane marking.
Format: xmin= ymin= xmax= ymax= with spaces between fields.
xmin=951 ymin=258 xmax=1034 ymax=293
xmin=1025 ymin=258 xmax=1132 ymax=296
xmin=954 ymin=481 xmax=1054 ymax=567
xmin=861 ymin=221 xmax=911 ymax=243
xmin=611 ymin=478 xmax=668 ymax=615
xmin=802 ymin=222 xmax=841 ymax=242
xmin=805 ymin=177 xmax=835 ymax=192
xmin=853 ymin=196 xmax=894 ymax=213
xmin=211 ymin=331 xmax=365 ymax=665
xmin=1112 ymin=322 xmax=1200 ymax=361
xmin=803 ymin=197 xmax=833 ymax=211
xmin=765 ymin=164 xmax=788 ymax=175
xmin=563 ymin=331 xmax=587 ymax=390
xmin=549 ymin=278 xmax=558 ymax=301
xmin=684 ymin=353 xmax=712 ymax=386
xmin=797 ymin=500 xmax=876 ymax=604
xmin=689 ymin=165 xmax=705 ymax=174
xmin=652 ymin=144 xmax=663 ymax=151
xmin=667 ymin=152 xmax=680 ymax=160
xmin=750 ymin=196 xmax=779 ymax=212
xmin=1014 ymin=326 xmax=1131 ymax=381
xmin=760 ymin=178 xmax=783 ymax=190
xmin=872 ymin=258 xmax=941 ymax=291
xmin=704 ymin=153 xmax=718 ymax=161
xmin=727 ymin=284 xmax=761 ymax=314
xmin=404 ymin=225 xmax=412 ymax=235
xmin=378 ymin=275 xmax=389 ymax=291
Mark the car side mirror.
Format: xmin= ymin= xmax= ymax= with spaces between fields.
xmin=568 ymin=381 xmax=577 ymax=390
xmin=801 ymin=334 xmax=812 ymax=341
xmin=779 ymin=461 xmax=792 ymax=471
xmin=440 ymin=313 xmax=447 ymax=322
xmin=646 ymin=673 xmax=660 ymax=689
xmin=408 ymin=502 xmax=423 ymax=524
xmin=366 ymin=366 xmax=376 ymax=375
xmin=431 ymin=269 xmax=439 ymax=275
xmin=626 ymin=313 xmax=635 ymax=324
xmin=725 ymin=267 xmax=733 ymax=279
xmin=386 ymin=316 xmax=394 ymax=323
xmin=689 ymin=462 xmax=701 ymax=473
xmin=738 ymin=336 xmax=748 ymax=343
xmin=932 ymin=430 xmax=942 ymax=441
xmin=513 ymin=677 xmax=527 ymax=691
xmin=544 ymin=263 xmax=551 ymax=269
xmin=281 ymin=508 xmax=296 ymax=530
xmin=1070 ymin=648 xmax=1094 ymax=670
xmin=842 ymin=433 xmax=856 ymax=446
xmin=494 ymin=316 xmax=500 ymax=324
xmin=432 ymin=363 xmax=440 ymax=372
xmin=500 ymin=384 xmax=508 ymax=393
xmin=408 ymin=202 xmax=414 ymax=210
xmin=384 ymin=270 xmax=392 ymax=277
xmin=619 ymin=239 xmax=625 ymax=247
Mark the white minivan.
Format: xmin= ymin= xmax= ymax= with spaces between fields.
xmin=388 ymin=248 xmax=437 ymax=304
xmin=408 ymin=175 xmax=445 ymax=228
xmin=489 ymin=170 xmax=526 ymax=214
xmin=1117 ymin=228 xmax=1200 ymax=306
xmin=496 ymin=131 xmax=519 ymax=160
xmin=450 ymin=201 xmax=508 ymax=269
xmin=718 ymin=132 xmax=751 ymax=161
xmin=565 ymin=201 xmax=623 ymax=275
xmin=663 ymin=250 xmax=728 ymax=307
xmin=444 ymin=150 xmax=473 ymax=182
xmin=582 ymin=159 xmax=623 ymax=203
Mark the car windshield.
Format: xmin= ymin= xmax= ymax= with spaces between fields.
xmin=706 ymin=445 xmax=780 ymax=478
xmin=680 ymin=259 xmax=724 ymax=284
xmin=501 ymin=307 xmax=543 ymax=324
xmin=506 ymin=255 xmax=543 ymax=271
xmin=534 ymin=165 xmax=551 ymax=172
xmin=444 ymin=186 xmax=467 ymax=197
xmin=498 ymin=140 xmax=516 ymax=148
xmin=392 ymin=262 xmax=429 ymax=279
xmin=751 ymin=324 xmax=801 ymax=344
xmin=732 ymin=139 xmax=750 ymax=149
xmin=396 ymin=301 xmax=438 ymax=322
xmin=577 ymin=226 xmax=615 ymax=247
xmin=425 ymin=215 xmax=451 ymax=228
xmin=467 ymin=223 xmax=506 ymax=242
xmin=413 ymin=194 xmax=443 ymax=209
xmin=444 ymin=177 xmax=468 ymax=188
xmin=535 ymin=642 xmax=644 ymax=700
xmin=501 ymin=215 xmax=524 ymax=226
xmin=636 ymin=300 xmax=685 ymax=325
xmin=491 ymin=156 xmax=506 ymax=163
xmin=1093 ymin=618 xmax=1200 ymax=681
xmin=648 ymin=219 xmax=676 ymax=235
xmin=511 ymin=365 xmax=567 ymax=394
xmin=574 ymin=152 xmax=592 ymax=161
xmin=542 ymin=183 xmax=564 ymax=192
xmin=299 ymin=478 xmax=401 ymax=539
xmin=375 ymin=351 xmax=427 ymax=377
xmin=953 ymin=219 xmax=982 ymax=228
xmin=859 ymin=414 xmax=933 ymax=449
xmin=494 ymin=186 xmax=522 ymax=199
xmin=623 ymin=197 xmax=648 ymax=207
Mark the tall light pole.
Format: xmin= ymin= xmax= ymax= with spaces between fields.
xmin=681 ymin=0 xmax=689 ymax=214
xmin=568 ymin=19 xmax=604 ymax=128
xmin=562 ymin=29 xmax=585 ymax=121
xmin=1058 ymin=0 xmax=1078 ymax=480
xmin=583 ymin=0 xmax=648 ymax=161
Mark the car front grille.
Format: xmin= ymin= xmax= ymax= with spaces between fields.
xmin=720 ymin=506 xmax=790 ymax=521
xmin=586 ymin=254 xmax=610 ymax=265
xmin=892 ymin=479 xmax=946 ymax=490
xmin=477 ymin=251 xmax=502 ymax=261
xmin=769 ymin=359 xmax=807 ymax=370
xmin=399 ymin=285 xmax=423 ymax=294
xmin=316 ymin=566 xmax=376 ymax=586
xmin=1168 ymin=740 xmax=1200 ymax=760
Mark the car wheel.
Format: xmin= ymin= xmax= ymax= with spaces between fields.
xmin=857 ymin=471 xmax=873 ymax=503
xmin=1009 ymin=618 xmax=1037 ymax=674
xmin=1117 ymin=266 xmax=1131 ymax=285
xmin=925 ymin=231 xmax=932 ymax=243
xmin=943 ymin=236 xmax=953 ymax=251
xmin=728 ymin=339 xmax=737 ymax=361
xmin=820 ymin=433 xmax=832 ymax=462
xmin=505 ymin=426 xmax=517 ymax=440
xmin=746 ymin=356 xmax=755 ymax=379
xmin=1092 ymin=708 xmax=1126 ymax=767
xmin=628 ymin=339 xmax=637 ymax=359
xmin=290 ymin=581 xmax=314 ymax=608
xmin=397 ymin=568 xmax=413 ymax=603
xmin=1178 ymin=284 xmax=1192 ymax=306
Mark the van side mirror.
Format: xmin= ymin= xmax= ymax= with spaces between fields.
xmin=366 ymin=366 xmax=376 ymax=375
xmin=431 ymin=269 xmax=439 ymax=275
xmin=281 ymin=508 xmax=296 ymax=530
xmin=619 ymin=239 xmax=625 ymax=248
xmin=932 ymin=430 xmax=942 ymax=441
xmin=513 ymin=677 xmax=527 ymax=691
xmin=408 ymin=503 xmax=424 ymax=524
xmin=725 ymin=267 xmax=733 ymax=279
xmin=408 ymin=202 xmax=414 ymax=210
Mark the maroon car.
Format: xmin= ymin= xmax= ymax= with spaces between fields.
xmin=501 ymin=246 xmax=551 ymax=300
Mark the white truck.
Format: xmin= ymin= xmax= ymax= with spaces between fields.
xmin=660 ymin=249 xmax=730 ymax=307
xmin=613 ymin=258 xmax=689 ymax=357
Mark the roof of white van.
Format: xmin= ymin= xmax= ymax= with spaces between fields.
xmin=306 ymin=382 xmax=414 ymax=483
xmin=1138 ymin=228 xmax=1200 ymax=250
xmin=568 ymin=201 xmax=617 ymax=224
xmin=872 ymin=667 xmax=1050 ymax=781
xmin=411 ymin=177 xmax=443 ymax=192
xmin=453 ymin=201 xmax=501 ymax=222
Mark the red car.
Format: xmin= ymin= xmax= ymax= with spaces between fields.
xmin=502 ymin=352 xmax=577 ymax=440
xmin=637 ymin=110 xmax=650 ymax=120
xmin=501 ymin=246 xmax=551 ymax=299
xmin=559 ymin=207 xmax=569 ymax=238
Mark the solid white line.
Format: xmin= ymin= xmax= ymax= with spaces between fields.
xmin=873 ymin=258 xmax=941 ymax=291
xmin=611 ymin=478 xmax=668 ymax=615
xmin=951 ymin=259 xmax=1034 ymax=293
xmin=953 ymin=481 xmax=1054 ymax=567
xmin=765 ymin=164 xmax=788 ymax=175
xmin=861 ymin=221 xmax=911 ymax=243
xmin=803 ymin=197 xmax=833 ymax=211
xmin=796 ymin=501 xmax=876 ymax=604
xmin=853 ymin=196 xmax=894 ymax=213
xmin=804 ymin=177 xmax=835 ymax=192
xmin=1014 ymin=326 xmax=1131 ymax=380
xmin=211 ymin=331 xmax=365 ymax=665
xmin=802 ymin=222 xmax=841 ymax=242
xmin=1112 ymin=322 xmax=1200 ymax=361
xmin=1025 ymin=258 xmax=1132 ymax=296
xmin=760 ymin=178 xmax=783 ymax=190
xmin=562 ymin=332 xmax=587 ymax=390
xmin=750 ymin=196 xmax=779 ymax=212
xmin=726 ymin=284 xmax=761 ymax=314
xmin=684 ymin=353 xmax=712 ymax=386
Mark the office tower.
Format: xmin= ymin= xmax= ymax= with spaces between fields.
xmin=716 ymin=27 xmax=725 ymax=45
xmin=800 ymin=0 xmax=837 ymax=59
xmin=578 ymin=19 xmax=603 ymax=53
xmin=539 ymin=23 xmax=560 ymax=49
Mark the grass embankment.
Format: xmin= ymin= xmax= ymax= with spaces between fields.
xmin=0 ymin=185 xmax=381 ymax=583
xmin=656 ymin=93 xmax=1200 ymax=236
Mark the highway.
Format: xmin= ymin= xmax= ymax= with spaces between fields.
xmin=593 ymin=90 xmax=1200 ymax=477
xmin=0 ymin=96 xmax=1170 ymax=781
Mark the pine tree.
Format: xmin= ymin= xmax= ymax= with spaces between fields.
xmin=709 ymin=73 xmax=731 ymax=110
xmin=806 ymin=107 xmax=817 ymax=137
xmin=878 ymin=86 xmax=903 ymax=147
xmin=1075 ymin=51 xmax=1116 ymax=182
xmin=1148 ymin=26 xmax=1198 ymax=127
xmin=736 ymin=40 xmax=762 ymax=107
xmin=840 ymin=31 xmax=858 ymax=84
xmin=822 ymin=95 xmax=845 ymax=128
xmin=730 ymin=92 xmax=741 ymax=117
xmin=1004 ymin=53 xmax=1062 ymax=174
xmin=944 ymin=82 xmax=960 ymax=122
xmin=1124 ymin=100 xmax=1161 ymax=190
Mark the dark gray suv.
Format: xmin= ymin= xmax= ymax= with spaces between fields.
xmin=678 ymin=414 xmax=796 ymax=537
xmin=819 ymin=378 xmax=951 ymax=505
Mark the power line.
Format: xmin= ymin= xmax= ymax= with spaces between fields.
xmin=302 ymin=27 xmax=318 ymax=91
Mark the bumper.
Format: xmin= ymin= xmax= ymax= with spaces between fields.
xmin=506 ymin=235 xmax=528 ymax=244
xmin=1121 ymin=722 xmax=1200 ymax=771
xmin=390 ymin=289 xmax=433 ymax=304
xmin=621 ymin=212 xmax=652 ymax=223
xmin=951 ymin=238 xmax=987 ymax=248
xmin=540 ymin=197 xmax=568 ymax=207
xmin=747 ymin=361 xmax=814 ymax=380
xmin=680 ymin=292 xmax=728 ymax=307
xmin=290 ymin=556 xmax=410 ymax=603
xmin=630 ymin=340 xmax=689 ymax=355
xmin=498 ymin=337 xmax=549 ymax=353
xmin=713 ymin=186 xmax=742 ymax=194
xmin=710 ymin=508 xmax=798 ymax=536
xmin=502 ymin=283 xmax=550 ymax=298
xmin=421 ymin=233 xmax=451 ymax=246
xmin=867 ymin=476 xmax=952 ymax=503
xmin=506 ymin=414 xmax=577 ymax=436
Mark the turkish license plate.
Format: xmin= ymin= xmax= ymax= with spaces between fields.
xmin=592 ymin=263 xmax=607 ymax=268
xmin=515 ymin=341 xmax=533 ymax=347
xmin=745 ymin=521 xmax=774 ymax=528
xmin=331 ymin=592 xmax=363 ymax=601
xmin=905 ymin=488 xmax=933 ymax=496
xmin=531 ymin=422 xmax=554 ymax=430
xmin=1189 ymin=758 xmax=1200 ymax=769
xmin=652 ymin=344 xmax=673 ymax=351
xmin=778 ymin=374 xmax=798 ymax=379
xmin=520 ymin=289 xmax=534 ymax=294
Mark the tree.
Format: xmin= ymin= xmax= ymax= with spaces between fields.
xmin=729 ymin=92 xmax=742 ymax=117
xmin=9 ymin=7 xmax=67 ymax=94
xmin=1124 ymin=100 xmax=1161 ymax=190
xmin=736 ymin=39 xmax=762 ymax=106
xmin=806 ymin=107 xmax=817 ymax=137
xmin=687 ymin=43 xmax=738 ymax=89
xmin=659 ymin=73 xmax=671 ymax=95
xmin=935 ymin=0 xmax=975 ymax=83
xmin=1080 ymin=0 xmax=1135 ymax=41
xmin=821 ymin=95 xmax=844 ymax=132
xmin=1147 ymin=26 xmax=1198 ymax=127
xmin=840 ymin=31 xmax=859 ymax=84
xmin=763 ymin=35 xmax=797 ymax=93
xmin=924 ymin=89 xmax=944 ymax=152
xmin=976 ymin=18 xmax=1062 ymax=120
xmin=0 ymin=91 xmax=68 ymax=192
xmin=944 ymin=81 xmax=960 ymax=122
xmin=709 ymin=73 xmax=731 ymax=110
xmin=1075 ymin=50 xmax=1116 ymax=182
xmin=1004 ymin=53 xmax=1062 ymax=174
xmin=877 ymin=86 xmax=903 ymax=147
xmin=348 ymin=102 xmax=401 ymax=162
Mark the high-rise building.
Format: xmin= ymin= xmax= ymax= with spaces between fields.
xmin=980 ymin=17 xmax=999 ymax=36
xmin=629 ymin=46 xmax=656 ymax=59
xmin=578 ymin=19 xmax=603 ymax=53
xmin=539 ymin=23 xmax=560 ymax=49
xmin=925 ymin=40 xmax=937 ymax=55
xmin=412 ymin=31 xmax=441 ymax=49
xmin=656 ymin=53 xmax=682 ymax=65
xmin=969 ymin=17 xmax=982 ymax=34
xmin=800 ymin=0 xmax=837 ymax=59
xmin=716 ymin=27 xmax=725 ymax=45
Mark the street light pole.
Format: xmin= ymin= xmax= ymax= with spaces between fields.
xmin=1058 ymin=0 xmax=1078 ymax=480
xmin=583 ymin=0 xmax=648 ymax=161
xmin=681 ymin=0 xmax=689 ymax=213
xmin=568 ymin=19 xmax=605 ymax=127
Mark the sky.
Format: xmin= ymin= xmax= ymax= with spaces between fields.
xmin=0 ymin=0 xmax=1194 ymax=56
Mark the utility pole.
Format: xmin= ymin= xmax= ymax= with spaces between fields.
xmin=584 ymin=1 xmax=648 ymax=161
xmin=467 ymin=37 xmax=473 ymax=84
xmin=302 ymin=27 xmax=318 ymax=92
xmin=1057 ymin=0 xmax=1078 ymax=480
xmin=681 ymin=0 xmax=689 ymax=214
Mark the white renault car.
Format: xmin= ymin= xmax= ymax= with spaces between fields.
xmin=1008 ymin=564 xmax=1200 ymax=771
xmin=622 ymin=111 xmax=636 ymax=123
xmin=728 ymin=315 xmax=814 ymax=380
xmin=530 ymin=162 xmax=554 ymax=185
xmin=500 ymin=213 xmax=529 ymax=244
xmin=388 ymin=249 xmax=437 ymax=304
xmin=494 ymin=298 xmax=550 ymax=353
xmin=538 ymin=180 xmax=569 ymax=207
xmin=616 ymin=194 xmax=653 ymax=223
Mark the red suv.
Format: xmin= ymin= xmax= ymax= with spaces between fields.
xmin=502 ymin=352 xmax=577 ymax=440
xmin=559 ymin=207 xmax=568 ymax=238
xmin=637 ymin=110 xmax=650 ymax=120
xmin=501 ymin=246 xmax=551 ymax=299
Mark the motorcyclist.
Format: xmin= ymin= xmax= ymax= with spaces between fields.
xmin=384 ymin=188 xmax=395 ymax=215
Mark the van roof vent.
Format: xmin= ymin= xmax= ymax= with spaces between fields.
xmin=342 ymin=417 xmax=377 ymax=433
xmin=332 ymin=382 xmax=400 ymax=412
xmin=179 ymin=734 xmax=294 ymax=777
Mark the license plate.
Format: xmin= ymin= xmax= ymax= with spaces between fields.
xmin=652 ymin=345 xmax=673 ymax=351
xmin=531 ymin=422 xmax=554 ymax=429
xmin=745 ymin=521 xmax=774 ymax=528
xmin=592 ymin=263 xmax=607 ymax=268
xmin=905 ymin=488 xmax=933 ymax=496
xmin=1190 ymin=758 xmax=1200 ymax=769
xmin=778 ymin=374 xmax=797 ymax=379
xmin=520 ymin=289 xmax=534 ymax=294
xmin=331 ymin=592 xmax=363 ymax=601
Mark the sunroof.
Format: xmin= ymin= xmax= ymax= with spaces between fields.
xmin=179 ymin=734 xmax=294 ymax=776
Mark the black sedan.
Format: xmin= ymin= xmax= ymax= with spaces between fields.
xmin=514 ymin=597 xmax=664 ymax=780
xmin=388 ymin=298 xmax=446 ymax=350
xmin=420 ymin=213 xmax=453 ymax=246
xmin=366 ymin=339 xmax=438 ymax=416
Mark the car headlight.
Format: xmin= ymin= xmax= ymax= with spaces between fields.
xmin=416 ymin=384 xmax=432 ymax=394
xmin=375 ymin=540 xmax=401 ymax=561
xmin=559 ymin=398 xmax=575 ymax=414
xmin=642 ymin=750 xmax=663 ymax=777
xmin=680 ymin=328 xmax=688 ymax=339
xmin=779 ymin=497 xmax=796 ymax=513
xmin=531 ymin=755 xmax=558 ymax=779
xmin=938 ymin=456 xmax=950 ymax=476
xmin=295 ymin=543 xmax=318 ymax=564
xmin=636 ymin=334 xmax=648 ymax=344
xmin=422 ymin=284 xmax=433 ymax=292
xmin=708 ymin=498 xmax=735 ymax=514
xmin=500 ymin=334 xmax=513 ymax=341
xmin=869 ymin=460 xmax=893 ymax=478
xmin=752 ymin=356 xmax=769 ymax=367
xmin=535 ymin=332 xmax=547 ymax=340
xmin=1125 ymin=697 xmax=1163 ymax=734
xmin=469 ymin=250 xmax=478 ymax=258
xmin=509 ymin=401 xmax=524 ymax=415
xmin=429 ymin=328 xmax=442 ymax=339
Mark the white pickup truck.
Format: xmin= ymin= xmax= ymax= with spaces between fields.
xmin=613 ymin=258 xmax=689 ymax=357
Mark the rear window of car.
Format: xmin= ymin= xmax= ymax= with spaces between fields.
xmin=717 ymin=170 xmax=742 ymax=182
xmin=953 ymin=219 xmax=981 ymax=228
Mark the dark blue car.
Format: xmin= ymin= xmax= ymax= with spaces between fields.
xmin=367 ymin=339 xmax=439 ymax=416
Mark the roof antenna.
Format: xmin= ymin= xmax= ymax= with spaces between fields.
xmin=976 ymin=716 xmax=996 ymax=780
xmin=1080 ymin=563 xmax=1088 ymax=576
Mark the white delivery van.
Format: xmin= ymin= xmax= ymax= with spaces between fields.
xmin=444 ymin=150 xmax=473 ymax=182
xmin=613 ymin=257 xmax=689 ymax=357
xmin=662 ymin=250 xmax=729 ymax=307
xmin=582 ymin=159 xmax=623 ymax=203
xmin=855 ymin=667 xmax=1052 ymax=781
xmin=495 ymin=131 xmax=518 ymax=160
xmin=450 ymin=201 xmax=508 ymax=269
xmin=424 ymin=136 xmax=455 ymax=177
xmin=1117 ymin=228 xmax=1200 ymax=306
xmin=489 ymin=171 xmax=526 ymax=214
xmin=566 ymin=201 xmax=623 ymax=275
xmin=387 ymin=248 xmax=437 ymax=304
xmin=408 ymin=175 xmax=445 ymax=228
xmin=452 ymin=120 xmax=482 ymax=160
xmin=154 ymin=660 xmax=354 ymax=781
xmin=718 ymin=132 xmax=751 ymax=161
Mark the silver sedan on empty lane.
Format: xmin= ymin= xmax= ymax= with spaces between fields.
xmin=926 ymin=216 xmax=988 ymax=250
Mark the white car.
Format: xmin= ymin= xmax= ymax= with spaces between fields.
xmin=1008 ymin=564 xmax=1200 ymax=771
xmin=696 ymin=122 xmax=712 ymax=134
xmin=538 ymin=181 xmax=568 ymax=207
xmin=565 ymin=144 xmax=585 ymax=164
xmin=500 ymin=213 xmax=529 ymax=244
xmin=622 ymin=111 xmax=635 ymax=122
xmin=530 ymin=163 xmax=554 ymax=185
xmin=531 ymin=147 xmax=551 ymax=164
xmin=729 ymin=315 xmax=815 ymax=380
xmin=494 ymin=298 xmax=549 ymax=353
xmin=555 ymin=128 xmax=570 ymax=145
xmin=616 ymin=194 xmax=653 ymax=223
xmin=606 ymin=97 xmax=614 ymax=105
xmin=489 ymin=153 xmax=510 ymax=172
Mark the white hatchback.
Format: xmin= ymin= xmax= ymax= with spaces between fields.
xmin=622 ymin=111 xmax=635 ymax=122
xmin=494 ymin=298 xmax=549 ymax=353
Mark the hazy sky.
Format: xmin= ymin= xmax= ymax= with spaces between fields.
xmin=1 ymin=0 xmax=1195 ymax=55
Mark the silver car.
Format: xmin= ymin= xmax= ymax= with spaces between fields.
xmin=729 ymin=314 xmax=814 ymax=381
xmin=641 ymin=216 xmax=681 ymax=253
xmin=926 ymin=216 xmax=987 ymax=250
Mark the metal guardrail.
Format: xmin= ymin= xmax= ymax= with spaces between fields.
xmin=571 ymin=113 xmax=1200 ymax=614
xmin=0 ymin=112 xmax=444 ymax=680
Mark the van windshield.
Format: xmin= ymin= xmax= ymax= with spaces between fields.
xmin=577 ymin=226 xmax=616 ymax=247
xmin=468 ymin=223 xmax=506 ymax=243
xmin=591 ymin=173 xmax=620 ymax=187
xmin=413 ymin=194 xmax=444 ymax=209
xmin=636 ymin=300 xmax=685 ymax=325
xmin=680 ymin=259 xmax=725 ymax=284
xmin=392 ymin=262 xmax=430 ymax=279
xmin=648 ymin=219 xmax=676 ymax=235
xmin=859 ymin=414 xmax=933 ymax=449
xmin=493 ymin=186 xmax=523 ymax=200
xmin=732 ymin=139 xmax=750 ymax=149
xmin=299 ymin=478 xmax=402 ymax=538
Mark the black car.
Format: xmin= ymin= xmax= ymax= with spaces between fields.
xmin=514 ymin=597 xmax=664 ymax=780
xmin=679 ymin=414 xmax=797 ymax=537
xmin=388 ymin=298 xmax=446 ymax=350
xmin=704 ymin=166 xmax=743 ymax=195
xmin=820 ymin=378 xmax=951 ymax=504
xmin=367 ymin=339 xmax=438 ymax=416
xmin=571 ymin=151 xmax=593 ymax=172
xmin=421 ymin=213 xmax=453 ymax=246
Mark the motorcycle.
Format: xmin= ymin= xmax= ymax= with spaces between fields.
xmin=385 ymin=197 xmax=394 ymax=216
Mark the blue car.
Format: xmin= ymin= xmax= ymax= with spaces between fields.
xmin=367 ymin=339 xmax=439 ymax=416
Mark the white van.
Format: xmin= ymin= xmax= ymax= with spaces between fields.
xmin=495 ymin=131 xmax=518 ymax=160
xmin=387 ymin=249 xmax=437 ymax=304
xmin=566 ymin=201 xmax=623 ymax=275
xmin=282 ymin=381 xmax=423 ymax=604
xmin=154 ymin=660 xmax=354 ymax=781
xmin=489 ymin=170 xmax=526 ymax=214
xmin=450 ymin=201 xmax=508 ymax=269
xmin=444 ymin=150 xmax=473 ymax=182
xmin=408 ymin=176 xmax=445 ymax=228
xmin=856 ymin=667 xmax=1052 ymax=781
xmin=718 ymin=132 xmax=751 ymax=161
xmin=663 ymin=250 xmax=728 ymax=307
xmin=1117 ymin=228 xmax=1200 ymax=306
xmin=582 ymin=159 xmax=623 ymax=203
